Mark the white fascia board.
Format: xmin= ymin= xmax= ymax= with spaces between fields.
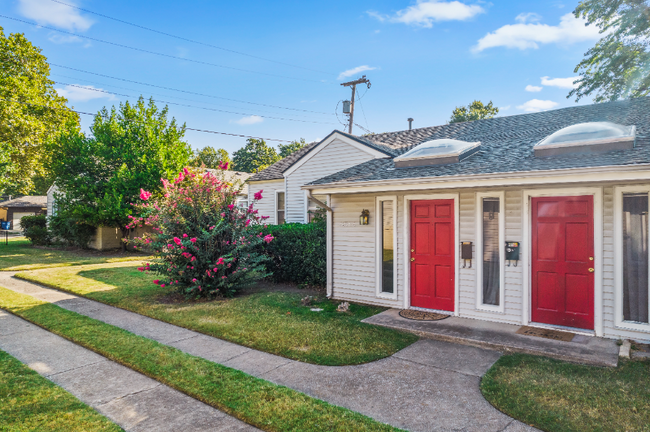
xmin=303 ymin=164 xmax=650 ymax=194
xmin=283 ymin=132 xmax=389 ymax=178
xmin=247 ymin=178 xmax=285 ymax=185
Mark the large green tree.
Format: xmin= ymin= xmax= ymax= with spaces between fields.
xmin=0 ymin=26 xmax=78 ymax=195
xmin=232 ymin=138 xmax=280 ymax=173
xmin=571 ymin=0 xmax=650 ymax=102
xmin=49 ymin=97 xmax=192 ymax=247
xmin=278 ymin=138 xmax=307 ymax=158
xmin=191 ymin=146 xmax=231 ymax=169
xmin=449 ymin=100 xmax=499 ymax=123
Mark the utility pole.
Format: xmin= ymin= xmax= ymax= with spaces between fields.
xmin=340 ymin=75 xmax=370 ymax=134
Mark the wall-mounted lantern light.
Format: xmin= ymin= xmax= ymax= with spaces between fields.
xmin=359 ymin=209 xmax=370 ymax=225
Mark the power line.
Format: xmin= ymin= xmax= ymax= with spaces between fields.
xmin=48 ymin=0 xmax=334 ymax=76
xmin=47 ymin=63 xmax=333 ymax=115
xmin=1 ymin=96 xmax=295 ymax=142
xmin=53 ymin=81 xmax=337 ymax=125
xmin=0 ymin=15 xmax=328 ymax=84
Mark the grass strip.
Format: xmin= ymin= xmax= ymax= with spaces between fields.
xmin=0 ymin=286 xmax=403 ymax=432
xmin=15 ymin=264 xmax=418 ymax=365
xmin=481 ymin=353 xmax=650 ymax=432
xmin=0 ymin=349 xmax=120 ymax=431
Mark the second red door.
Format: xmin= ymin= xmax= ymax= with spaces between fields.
xmin=410 ymin=199 xmax=455 ymax=311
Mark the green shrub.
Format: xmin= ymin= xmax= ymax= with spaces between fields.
xmin=48 ymin=214 xmax=96 ymax=248
xmin=258 ymin=221 xmax=326 ymax=287
xmin=21 ymin=214 xmax=50 ymax=245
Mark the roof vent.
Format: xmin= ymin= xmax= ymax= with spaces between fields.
xmin=408 ymin=118 xmax=414 ymax=130
xmin=535 ymin=122 xmax=635 ymax=157
xmin=394 ymin=138 xmax=481 ymax=168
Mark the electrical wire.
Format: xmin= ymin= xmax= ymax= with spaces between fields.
xmin=53 ymin=81 xmax=337 ymax=125
xmin=0 ymin=14 xmax=328 ymax=84
xmin=48 ymin=0 xmax=334 ymax=76
xmin=1 ymin=96 xmax=295 ymax=142
xmin=356 ymin=91 xmax=371 ymax=133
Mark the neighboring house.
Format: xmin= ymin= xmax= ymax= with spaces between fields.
xmin=248 ymin=133 xmax=392 ymax=224
xmin=0 ymin=196 xmax=47 ymax=230
xmin=290 ymin=96 xmax=650 ymax=344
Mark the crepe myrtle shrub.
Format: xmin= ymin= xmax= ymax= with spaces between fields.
xmin=127 ymin=165 xmax=274 ymax=298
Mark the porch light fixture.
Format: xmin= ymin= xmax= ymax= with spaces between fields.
xmin=394 ymin=138 xmax=481 ymax=168
xmin=359 ymin=209 xmax=370 ymax=225
xmin=534 ymin=122 xmax=636 ymax=157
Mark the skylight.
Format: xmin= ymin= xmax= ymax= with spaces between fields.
xmin=534 ymin=122 xmax=636 ymax=157
xmin=394 ymin=139 xmax=481 ymax=168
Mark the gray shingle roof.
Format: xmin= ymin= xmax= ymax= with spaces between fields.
xmin=248 ymin=141 xmax=320 ymax=181
xmin=307 ymin=97 xmax=650 ymax=187
xmin=0 ymin=196 xmax=47 ymax=207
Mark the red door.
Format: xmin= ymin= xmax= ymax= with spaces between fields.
xmin=410 ymin=200 xmax=455 ymax=311
xmin=531 ymin=196 xmax=594 ymax=330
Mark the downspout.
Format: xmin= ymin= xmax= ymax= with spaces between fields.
xmin=306 ymin=190 xmax=334 ymax=298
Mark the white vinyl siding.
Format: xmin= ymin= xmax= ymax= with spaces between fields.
xmin=285 ymin=138 xmax=378 ymax=223
xmin=248 ymin=179 xmax=285 ymax=225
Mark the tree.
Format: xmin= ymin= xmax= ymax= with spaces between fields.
xmin=191 ymin=146 xmax=231 ymax=169
xmin=232 ymin=138 xmax=280 ymax=173
xmin=0 ymin=26 xmax=79 ymax=195
xmin=48 ymin=97 xmax=192 ymax=248
xmin=278 ymin=138 xmax=307 ymax=158
xmin=449 ymin=100 xmax=499 ymax=123
xmin=571 ymin=1 xmax=650 ymax=102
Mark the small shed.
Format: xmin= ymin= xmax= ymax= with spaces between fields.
xmin=0 ymin=196 xmax=47 ymax=230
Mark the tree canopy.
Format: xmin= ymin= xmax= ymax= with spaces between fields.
xmin=449 ymin=100 xmax=499 ymax=123
xmin=278 ymin=138 xmax=307 ymax=158
xmin=191 ymin=146 xmax=231 ymax=169
xmin=48 ymin=97 xmax=192 ymax=245
xmin=232 ymin=138 xmax=281 ymax=173
xmin=571 ymin=0 xmax=650 ymax=102
xmin=0 ymin=26 xmax=78 ymax=195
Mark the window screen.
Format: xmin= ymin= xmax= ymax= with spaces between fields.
xmin=482 ymin=198 xmax=500 ymax=306
xmin=381 ymin=200 xmax=394 ymax=294
xmin=623 ymin=193 xmax=649 ymax=323
xmin=276 ymin=192 xmax=285 ymax=225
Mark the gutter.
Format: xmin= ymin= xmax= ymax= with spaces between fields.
xmin=306 ymin=190 xmax=334 ymax=299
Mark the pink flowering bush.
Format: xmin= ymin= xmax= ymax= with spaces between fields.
xmin=128 ymin=166 xmax=272 ymax=297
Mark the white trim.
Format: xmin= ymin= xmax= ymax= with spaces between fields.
xmin=403 ymin=193 xmax=460 ymax=315
xmin=274 ymin=190 xmax=285 ymax=225
xmin=305 ymin=164 xmax=650 ymax=194
xmin=283 ymin=133 xmax=388 ymax=178
xmin=248 ymin=178 xmax=287 ymax=185
xmin=303 ymin=190 xmax=309 ymax=223
xmin=613 ymin=185 xmax=650 ymax=333
xmin=522 ymin=187 xmax=603 ymax=336
xmin=375 ymin=195 xmax=398 ymax=300
xmin=475 ymin=192 xmax=506 ymax=313
xmin=326 ymin=194 xmax=333 ymax=298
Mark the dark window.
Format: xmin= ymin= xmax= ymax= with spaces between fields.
xmin=381 ymin=200 xmax=394 ymax=294
xmin=482 ymin=198 xmax=500 ymax=306
xmin=623 ymin=193 xmax=649 ymax=323
xmin=276 ymin=192 xmax=285 ymax=224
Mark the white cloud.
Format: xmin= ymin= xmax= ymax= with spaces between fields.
xmin=500 ymin=105 xmax=511 ymax=111
xmin=515 ymin=12 xmax=541 ymax=24
xmin=517 ymin=99 xmax=558 ymax=112
xmin=338 ymin=65 xmax=377 ymax=80
xmin=55 ymin=84 xmax=115 ymax=102
xmin=525 ymin=85 xmax=543 ymax=92
xmin=17 ymin=0 xmax=93 ymax=32
xmin=473 ymin=13 xmax=601 ymax=52
xmin=232 ymin=115 xmax=263 ymax=125
xmin=541 ymin=76 xmax=580 ymax=89
xmin=368 ymin=0 xmax=484 ymax=28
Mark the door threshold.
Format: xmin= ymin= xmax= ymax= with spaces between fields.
xmin=527 ymin=322 xmax=595 ymax=337
xmin=409 ymin=305 xmax=454 ymax=315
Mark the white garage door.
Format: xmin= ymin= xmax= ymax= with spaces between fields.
xmin=12 ymin=212 xmax=35 ymax=231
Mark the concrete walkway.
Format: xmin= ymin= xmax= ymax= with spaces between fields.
xmin=0 ymin=309 xmax=257 ymax=431
xmin=0 ymin=273 xmax=537 ymax=432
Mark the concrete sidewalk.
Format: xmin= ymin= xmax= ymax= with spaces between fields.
xmin=0 ymin=309 xmax=257 ymax=432
xmin=0 ymin=273 xmax=537 ymax=432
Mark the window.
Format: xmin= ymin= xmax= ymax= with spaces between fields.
xmin=622 ymin=193 xmax=648 ymax=324
xmin=276 ymin=192 xmax=285 ymax=224
xmin=535 ymin=122 xmax=635 ymax=157
xmin=394 ymin=139 xmax=481 ymax=168
xmin=476 ymin=193 xmax=505 ymax=312
xmin=376 ymin=196 xmax=397 ymax=298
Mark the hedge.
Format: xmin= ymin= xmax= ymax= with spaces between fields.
xmin=20 ymin=214 xmax=50 ymax=246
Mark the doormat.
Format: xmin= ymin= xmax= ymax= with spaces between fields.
xmin=399 ymin=310 xmax=449 ymax=321
xmin=516 ymin=326 xmax=575 ymax=342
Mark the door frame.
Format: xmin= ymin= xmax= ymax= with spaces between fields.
xmin=403 ymin=193 xmax=460 ymax=314
xmin=522 ymin=187 xmax=603 ymax=336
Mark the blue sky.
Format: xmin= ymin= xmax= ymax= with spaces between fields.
xmin=2 ymin=0 xmax=602 ymax=154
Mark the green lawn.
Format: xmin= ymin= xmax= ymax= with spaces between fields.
xmin=0 ymin=237 xmax=150 ymax=271
xmin=15 ymin=263 xmax=417 ymax=365
xmin=0 ymin=286 xmax=403 ymax=432
xmin=481 ymin=353 xmax=650 ymax=432
xmin=0 ymin=349 xmax=120 ymax=431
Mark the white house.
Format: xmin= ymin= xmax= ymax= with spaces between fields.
xmin=253 ymin=97 xmax=650 ymax=344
